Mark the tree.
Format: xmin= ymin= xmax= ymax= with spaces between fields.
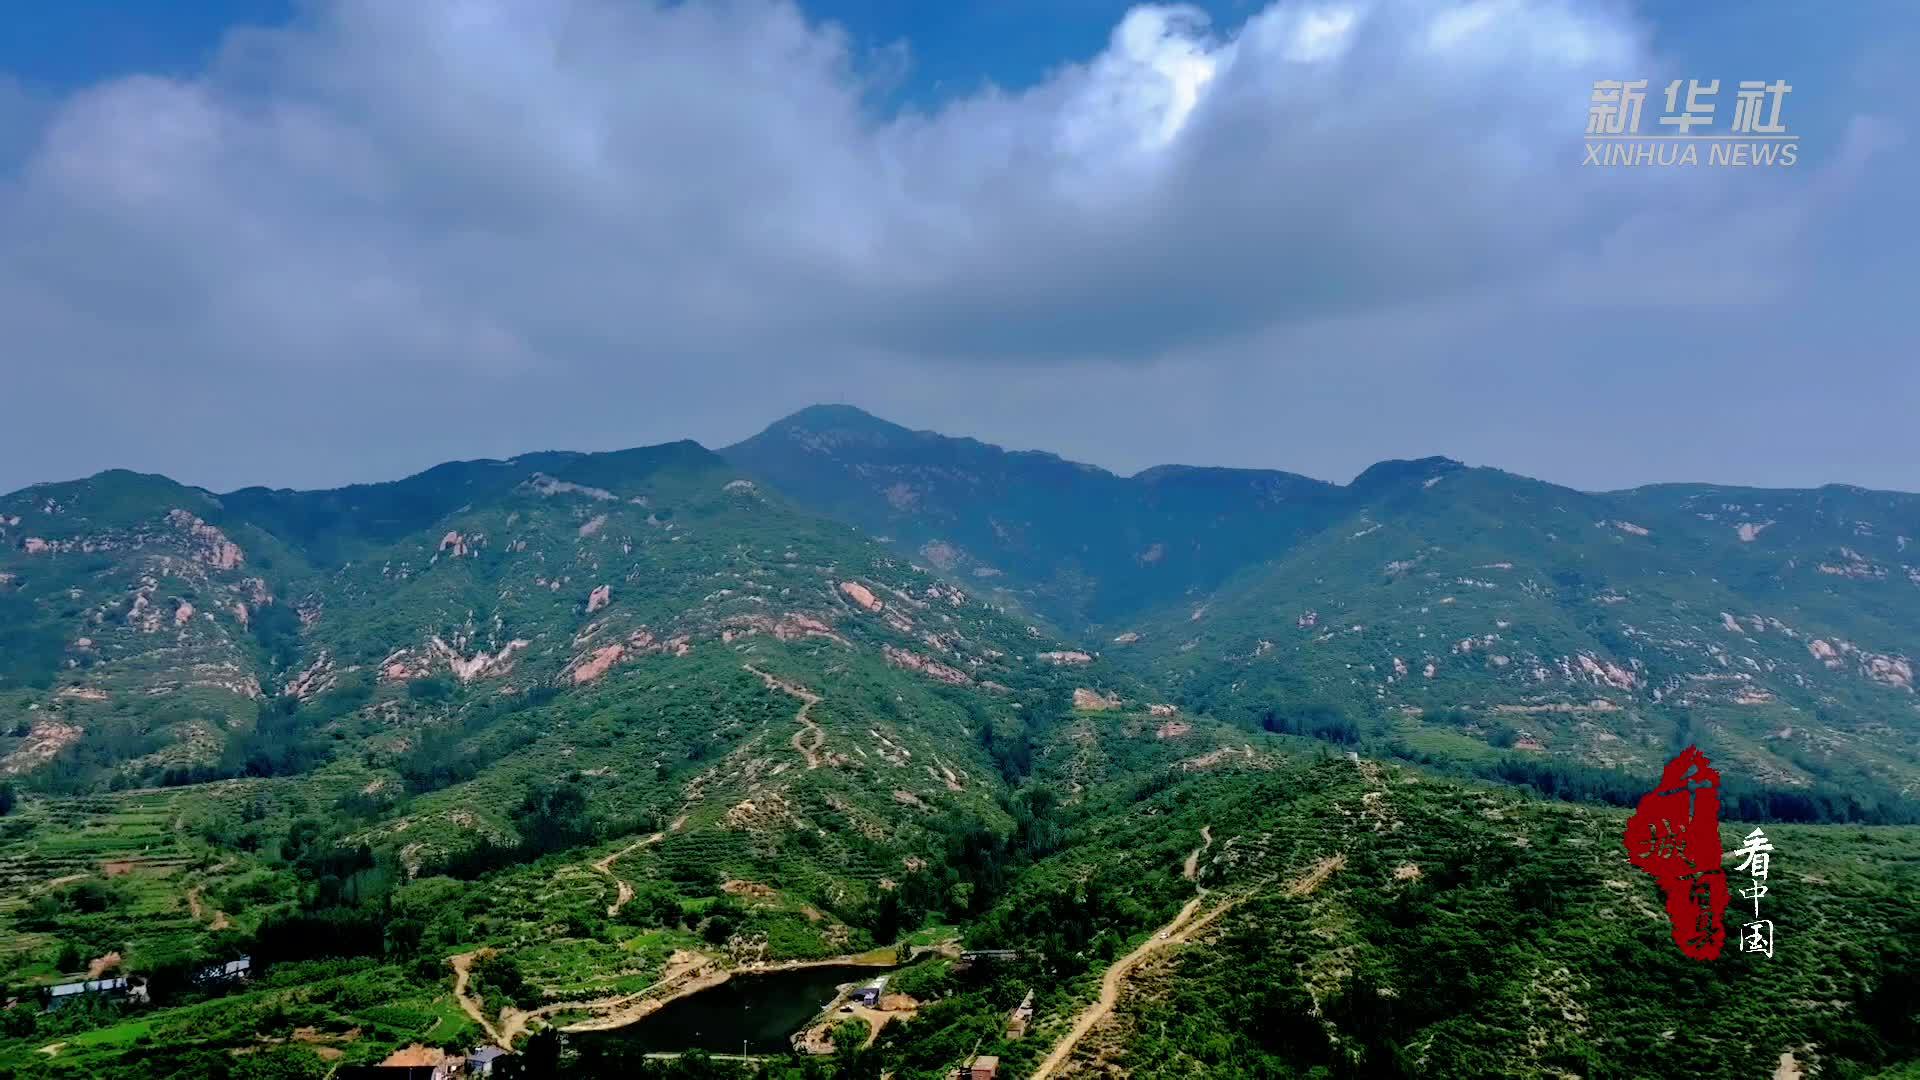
xmin=513 ymin=780 xmax=596 ymax=855
xmin=498 ymin=1028 xmax=561 ymax=1078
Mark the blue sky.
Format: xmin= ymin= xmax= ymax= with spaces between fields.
xmin=0 ymin=1 xmax=1913 ymax=494
xmin=3 ymin=1 xmax=291 ymax=88
xmin=6 ymin=1 xmax=1260 ymax=98
xmin=3 ymin=2 xmax=1862 ymax=109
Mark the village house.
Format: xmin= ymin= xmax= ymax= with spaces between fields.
xmin=43 ymin=976 xmax=147 ymax=1012
xmin=850 ymin=974 xmax=889 ymax=1006
xmin=955 ymin=949 xmax=1019 ymax=973
xmin=193 ymin=955 xmax=253 ymax=985
xmin=947 ymin=1054 xmax=999 ymax=1080
xmin=1006 ymin=988 xmax=1035 ymax=1039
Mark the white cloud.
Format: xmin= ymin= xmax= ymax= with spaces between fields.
xmin=0 ymin=0 xmax=1909 ymax=493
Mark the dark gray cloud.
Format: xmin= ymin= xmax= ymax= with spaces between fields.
xmin=0 ymin=0 xmax=1913 ymax=494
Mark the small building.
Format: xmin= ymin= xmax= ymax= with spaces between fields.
xmin=193 ymin=956 xmax=253 ymax=985
xmin=1007 ymin=988 xmax=1035 ymax=1039
xmin=850 ymin=974 xmax=889 ymax=1006
xmin=948 ymin=1054 xmax=999 ymax=1080
xmin=467 ymin=1046 xmax=509 ymax=1075
xmin=955 ymin=949 xmax=1019 ymax=973
xmin=43 ymin=976 xmax=147 ymax=1011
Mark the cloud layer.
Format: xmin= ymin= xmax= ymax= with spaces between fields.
xmin=1 ymin=0 xmax=1912 ymax=492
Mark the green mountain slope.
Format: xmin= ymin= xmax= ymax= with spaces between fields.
xmin=1125 ymin=463 xmax=1920 ymax=812
xmin=2 ymin=412 xmax=1915 ymax=1078
xmin=2 ymin=437 xmax=1188 ymax=1075
xmin=723 ymin=405 xmax=1348 ymax=626
xmin=724 ymin=408 xmax=1919 ymax=814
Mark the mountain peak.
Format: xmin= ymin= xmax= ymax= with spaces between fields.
xmin=770 ymin=403 xmax=900 ymax=433
xmin=1347 ymin=455 xmax=1464 ymax=492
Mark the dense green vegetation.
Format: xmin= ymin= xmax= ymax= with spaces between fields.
xmin=2 ymin=413 xmax=1915 ymax=1077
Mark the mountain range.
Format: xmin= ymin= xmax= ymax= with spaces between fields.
xmin=730 ymin=405 xmax=1920 ymax=809
xmin=1 ymin=405 xmax=1916 ymax=1078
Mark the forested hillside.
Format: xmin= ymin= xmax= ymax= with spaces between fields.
xmin=1 ymin=411 xmax=1914 ymax=1077
xmin=728 ymin=408 xmax=1920 ymax=821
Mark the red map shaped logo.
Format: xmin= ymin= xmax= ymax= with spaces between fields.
xmin=1623 ymin=745 xmax=1728 ymax=961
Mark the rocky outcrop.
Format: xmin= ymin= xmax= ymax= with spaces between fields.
xmin=445 ymin=640 xmax=530 ymax=683
xmin=1036 ymin=650 xmax=1093 ymax=666
xmin=380 ymin=637 xmax=527 ymax=684
xmin=525 ymin=473 xmax=616 ymax=500
xmin=1817 ymin=549 xmax=1882 ymax=579
xmin=166 ymin=509 xmax=244 ymax=569
xmin=1574 ymin=653 xmax=1639 ymax=691
xmin=840 ymin=581 xmax=882 ymax=612
xmin=1863 ymin=654 xmax=1913 ymax=690
xmin=566 ymin=628 xmax=683 ymax=686
xmin=720 ymin=613 xmax=851 ymax=647
xmin=284 ymin=653 xmax=338 ymax=700
xmin=1072 ymin=687 xmax=1122 ymax=711
xmin=2 ymin=719 xmax=84 ymax=776
xmin=587 ymin=584 xmax=611 ymax=613
xmin=883 ymin=645 xmax=972 ymax=686
xmin=572 ymin=644 xmax=625 ymax=685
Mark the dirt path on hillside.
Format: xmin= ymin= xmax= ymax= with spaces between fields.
xmin=744 ymin=664 xmax=826 ymax=768
xmin=1033 ymin=827 xmax=1227 ymax=1080
xmin=1285 ymin=854 xmax=1346 ymax=897
xmin=592 ymin=833 xmax=663 ymax=917
xmin=1183 ymin=826 xmax=1212 ymax=881
xmin=450 ymin=951 xmax=507 ymax=1048
xmin=554 ymin=954 xmax=729 ymax=1034
xmin=186 ymin=885 xmax=232 ymax=931
xmin=1031 ymin=894 xmax=1211 ymax=1080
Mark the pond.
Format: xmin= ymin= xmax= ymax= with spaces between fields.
xmin=578 ymin=964 xmax=890 ymax=1055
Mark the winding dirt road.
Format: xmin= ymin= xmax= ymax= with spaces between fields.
xmin=1030 ymin=894 xmax=1211 ymax=1080
xmin=592 ymin=833 xmax=663 ymax=917
xmin=186 ymin=885 xmax=231 ymax=931
xmin=449 ymin=950 xmax=506 ymax=1048
xmin=1182 ymin=825 xmax=1212 ymax=881
xmin=744 ymin=664 xmax=826 ymax=768
xmin=1031 ymin=841 xmax=1333 ymax=1078
xmin=1031 ymin=828 xmax=1224 ymax=1080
